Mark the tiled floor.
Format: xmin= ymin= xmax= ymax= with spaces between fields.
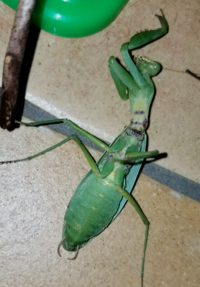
xmin=0 ymin=0 xmax=200 ymax=286
xmin=1 ymin=124 xmax=200 ymax=287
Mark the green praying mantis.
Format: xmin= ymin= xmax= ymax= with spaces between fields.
xmin=1 ymin=11 xmax=168 ymax=287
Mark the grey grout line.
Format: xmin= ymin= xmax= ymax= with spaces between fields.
xmin=1 ymin=96 xmax=200 ymax=202
xmin=142 ymin=164 xmax=200 ymax=201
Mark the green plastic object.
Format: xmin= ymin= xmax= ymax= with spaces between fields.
xmin=2 ymin=0 xmax=129 ymax=37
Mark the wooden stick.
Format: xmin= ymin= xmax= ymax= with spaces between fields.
xmin=0 ymin=0 xmax=36 ymax=130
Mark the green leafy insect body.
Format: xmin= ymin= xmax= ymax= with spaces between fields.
xmin=1 ymin=11 xmax=168 ymax=286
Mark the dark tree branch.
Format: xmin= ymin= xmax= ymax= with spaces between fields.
xmin=0 ymin=0 xmax=36 ymax=130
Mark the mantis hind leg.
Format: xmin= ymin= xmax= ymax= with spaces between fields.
xmin=0 ymin=133 xmax=113 ymax=179
xmin=16 ymin=118 xmax=113 ymax=152
xmin=115 ymin=184 xmax=149 ymax=287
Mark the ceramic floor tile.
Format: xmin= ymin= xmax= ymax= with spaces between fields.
xmin=0 ymin=0 xmax=200 ymax=183
xmin=0 ymin=124 xmax=200 ymax=287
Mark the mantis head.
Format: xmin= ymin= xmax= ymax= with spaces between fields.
xmin=135 ymin=55 xmax=161 ymax=79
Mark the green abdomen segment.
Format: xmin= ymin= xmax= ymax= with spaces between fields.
xmin=63 ymin=173 xmax=122 ymax=251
